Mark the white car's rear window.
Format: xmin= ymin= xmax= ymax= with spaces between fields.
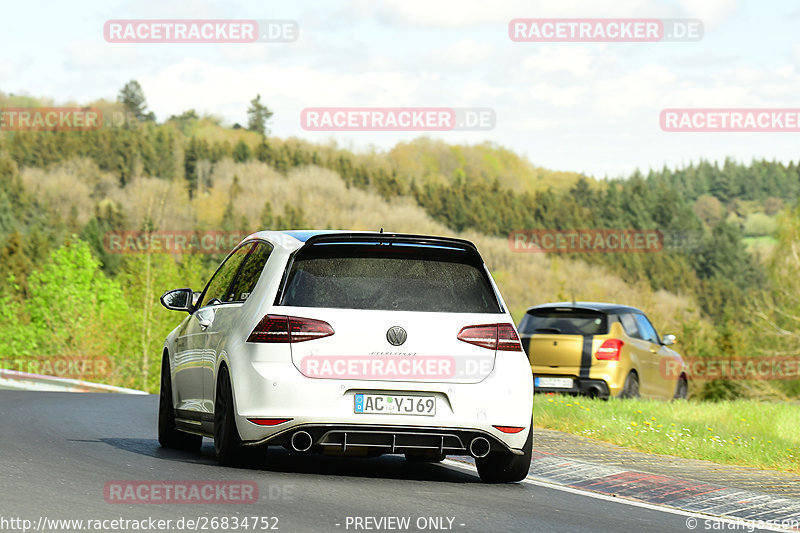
xmin=280 ymin=244 xmax=501 ymax=313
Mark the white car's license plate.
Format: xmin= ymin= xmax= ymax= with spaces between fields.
xmin=354 ymin=393 xmax=436 ymax=416
xmin=535 ymin=377 xmax=574 ymax=389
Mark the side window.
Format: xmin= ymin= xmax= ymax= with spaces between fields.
xmin=197 ymin=243 xmax=254 ymax=308
xmin=227 ymin=242 xmax=273 ymax=302
xmin=634 ymin=314 xmax=660 ymax=344
xmin=619 ymin=313 xmax=641 ymax=339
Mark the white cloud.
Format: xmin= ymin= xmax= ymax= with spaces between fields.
xmin=65 ymin=41 xmax=139 ymax=69
xmin=0 ymin=59 xmax=24 ymax=81
xmin=520 ymin=47 xmax=597 ymax=78
xmin=677 ymin=0 xmax=740 ymax=28
xmin=372 ymin=0 xmax=674 ymax=28
xmin=526 ymin=82 xmax=587 ymax=108
xmin=430 ymin=39 xmax=492 ymax=68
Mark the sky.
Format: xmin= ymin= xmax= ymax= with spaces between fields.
xmin=2 ymin=0 xmax=799 ymax=179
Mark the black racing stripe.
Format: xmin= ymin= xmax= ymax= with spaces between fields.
xmin=579 ymin=335 xmax=594 ymax=378
xmin=521 ymin=336 xmax=531 ymax=357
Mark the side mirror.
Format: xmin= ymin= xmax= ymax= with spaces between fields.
xmin=160 ymin=288 xmax=194 ymax=313
xmin=662 ymin=334 xmax=676 ymax=346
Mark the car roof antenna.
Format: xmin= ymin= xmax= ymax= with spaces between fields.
xmin=380 ymin=227 xmax=384 ymax=233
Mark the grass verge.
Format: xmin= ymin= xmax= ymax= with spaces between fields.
xmin=533 ymin=394 xmax=800 ymax=473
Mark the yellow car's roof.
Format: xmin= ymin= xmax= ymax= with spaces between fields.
xmin=525 ymin=302 xmax=643 ymax=315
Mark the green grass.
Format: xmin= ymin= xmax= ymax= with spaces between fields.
xmin=534 ymin=395 xmax=800 ymax=473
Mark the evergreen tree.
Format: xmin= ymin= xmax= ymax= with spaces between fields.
xmin=259 ymin=201 xmax=274 ymax=229
xmin=246 ymin=94 xmax=274 ymax=137
xmin=232 ymin=140 xmax=251 ymax=163
xmin=118 ymin=80 xmax=155 ymax=123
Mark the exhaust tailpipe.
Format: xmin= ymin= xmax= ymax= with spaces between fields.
xmin=469 ymin=437 xmax=491 ymax=458
xmin=290 ymin=431 xmax=313 ymax=452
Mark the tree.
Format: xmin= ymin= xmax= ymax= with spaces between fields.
xmin=232 ymin=140 xmax=251 ymax=163
xmin=693 ymin=195 xmax=723 ymax=227
xmin=184 ymin=137 xmax=199 ymax=198
xmin=692 ymin=222 xmax=761 ymax=289
xmin=275 ymin=205 xmax=307 ymax=229
xmin=749 ymin=207 xmax=800 ymax=396
xmin=0 ymin=239 xmax=132 ymax=362
xmin=167 ymin=109 xmax=198 ymax=134
xmin=254 ymin=140 xmax=273 ymax=164
xmin=80 ymin=199 xmax=127 ymax=275
xmin=246 ymin=94 xmax=274 ymax=137
xmin=259 ymin=201 xmax=274 ymax=229
xmin=764 ymin=197 xmax=784 ymax=216
xmin=0 ymin=231 xmax=33 ymax=298
xmin=118 ymin=80 xmax=155 ymax=123
xmin=220 ymin=200 xmax=236 ymax=232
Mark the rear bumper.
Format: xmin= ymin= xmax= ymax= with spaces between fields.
xmin=534 ymin=377 xmax=610 ymax=399
xmin=229 ymin=352 xmax=534 ymax=452
xmin=244 ymin=423 xmax=523 ymax=455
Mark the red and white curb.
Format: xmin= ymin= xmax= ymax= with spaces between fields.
xmin=445 ymin=451 xmax=800 ymax=531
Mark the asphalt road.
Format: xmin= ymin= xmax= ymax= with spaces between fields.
xmin=0 ymin=391 xmax=776 ymax=533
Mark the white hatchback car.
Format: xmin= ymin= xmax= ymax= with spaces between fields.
xmin=158 ymin=231 xmax=533 ymax=482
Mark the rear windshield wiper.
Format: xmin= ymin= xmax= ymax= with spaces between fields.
xmin=532 ymin=327 xmax=562 ymax=334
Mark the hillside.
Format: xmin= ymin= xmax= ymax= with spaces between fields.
xmin=1 ymin=91 xmax=798 ymax=398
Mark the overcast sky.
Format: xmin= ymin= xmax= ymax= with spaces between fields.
xmin=3 ymin=0 xmax=799 ymax=178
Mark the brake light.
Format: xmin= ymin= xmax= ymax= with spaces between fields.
xmin=288 ymin=316 xmax=335 ymax=342
xmin=595 ymin=339 xmax=623 ymax=361
xmin=497 ymin=324 xmax=523 ymax=351
xmin=247 ymin=315 xmax=334 ymax=343
xmin=457 ymin=324 xmax=522 ymax=351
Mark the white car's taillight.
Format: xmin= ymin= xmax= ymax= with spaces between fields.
xmin=247 ymin=315 xmax=334 ymax=343
xmin=457 ymin=324 xmax=522 ymax=351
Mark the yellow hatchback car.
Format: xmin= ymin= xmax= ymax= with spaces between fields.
xmin=518 ymin=302 xmax=688 ymax=400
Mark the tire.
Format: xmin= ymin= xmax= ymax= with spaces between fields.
xmin=214 ymin=367 xmax=245 ymax=466
xmin=158 ymin=354 xmax=202 ymax=451
xmin=404 ymin=452 xmax=446 ymax=463
xmin=476 ymin=422 xmax=533 ymax=483
xmin=620 ymin=371 xmax=640 ymax=399
xmin=673 ymin=375 xmax=688 ymax=400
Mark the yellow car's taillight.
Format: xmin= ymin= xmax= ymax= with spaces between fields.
xmin=595 ymin=339 xmax=624 ymax=360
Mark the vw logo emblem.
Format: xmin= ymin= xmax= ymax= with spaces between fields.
xmin=386 ymin=326 xmax=407 ymax=346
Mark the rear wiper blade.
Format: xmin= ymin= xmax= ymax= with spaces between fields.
xmin=532 ymin=327 xmax=562 ymax=334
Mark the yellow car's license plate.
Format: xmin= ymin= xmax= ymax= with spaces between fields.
xmin=535 ymin=377 xmax=573 ymax=389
